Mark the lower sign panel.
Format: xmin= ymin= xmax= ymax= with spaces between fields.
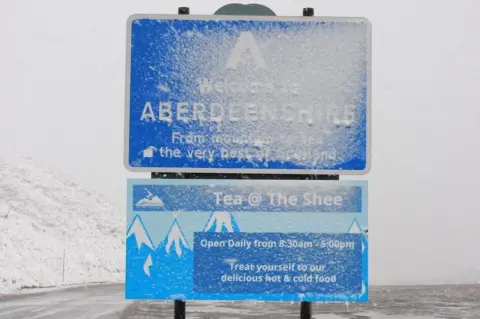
xmin=125 ymin=179 xmax=368 ymax=302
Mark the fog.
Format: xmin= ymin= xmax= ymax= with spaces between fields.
xmin=1 ymin=0 xmax=479 ymax=285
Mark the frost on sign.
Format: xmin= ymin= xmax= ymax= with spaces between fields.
xmin=125 ymin=15 xmax=371 ymax=174
xmin=125 ymin=179 xmax=369 ymax=301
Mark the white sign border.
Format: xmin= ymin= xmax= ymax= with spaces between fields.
xmin=124 ymin=14 xmax=372 ymax=175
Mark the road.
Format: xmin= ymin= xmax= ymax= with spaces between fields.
xmin=0 ymin=284 xmax=362 ymax=319
xmin=0 ymin=284 xmax=307 ymax=319
xmin=0 ymin=284 xmax=128 ymax=319
xmin=2 ymin=283 xmax=479 ymax=318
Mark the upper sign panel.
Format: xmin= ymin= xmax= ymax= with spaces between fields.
xmin=125 ymin=14 xmax=371 ymax=174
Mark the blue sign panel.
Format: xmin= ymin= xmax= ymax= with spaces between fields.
xmin=125 ymin=179 xmax=368 ymax=302
xmin=124 ymin=14 xmax=371 ymax=175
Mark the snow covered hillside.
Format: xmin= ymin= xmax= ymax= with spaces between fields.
xmin=0 ymin=152 xmax=125 ymax=294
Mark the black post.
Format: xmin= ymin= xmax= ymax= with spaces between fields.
xmin=174 ymin=300 xmax=186 ymax=319
xmin=151 ymin=174 xmax=186 ymax=319
xmin=300 ymin=8 xmax=315 ymax=319
xmin=165 ymin=7 xmax=190 ymax=319
xmin=303 ymin=7 xmax=314 ymax=17
xmin=178 ymin=6 xmax=190 ymax=15
xmin=300 ymin=300 xmax=312 ymax=319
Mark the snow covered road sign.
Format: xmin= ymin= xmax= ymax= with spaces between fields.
xmin=124 ymin=14 xmax=372 ymax=175
xmin=125 ymin=178 xmax=369 ymax=302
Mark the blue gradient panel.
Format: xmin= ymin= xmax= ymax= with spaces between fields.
xmin=132 ymin=184 xmax=363 ymax=213
xmin=125 ymin=179 xmax=368 ymax=302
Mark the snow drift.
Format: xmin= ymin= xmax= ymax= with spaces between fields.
xmin=0 ymin=152 xmax=124 ymax=294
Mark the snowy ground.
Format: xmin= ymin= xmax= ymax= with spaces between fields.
xmin=0 ymin=152 xmax=125 ymax=294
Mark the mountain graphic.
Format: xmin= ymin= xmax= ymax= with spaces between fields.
xmin=203 ymin=211 xmax=240 ymax=233
xmin=347 ymin=218 xmax=363 ymax=234
xmin=135 ymin=193 xmax=164 ymax=208
xmin=347 ymin=217 xmax=368 ymax=254
xmin=126 ymin=215 xmax=156 ymax=281
xmin=162 ymin=219 xmax=191 ymax=258
xmin=126 ymin=215 xmax=155 ymax=250
xmin=147 ymin=217 xmax=193 ymax=299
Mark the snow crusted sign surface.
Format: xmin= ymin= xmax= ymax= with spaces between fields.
xmin=124 ymin=15 xmax=371 ymax=174
xmin=125 ymin=179 xmax=369 ymax=302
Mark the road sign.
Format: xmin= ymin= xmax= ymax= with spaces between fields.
xmin=124 ymin=14 xmax=371 ymax=175
xmin=125 ymin=178 xmax=368 ymax=302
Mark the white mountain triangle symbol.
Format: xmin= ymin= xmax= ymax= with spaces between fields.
xmin=204 ymin=211 xmax=234 ymax=232
xmin=127 ymin=216 xmax=154 ymax=250
xmin=226 ymin=31 xmax=266 ymax=70
xmin=165 ymin=220 xmax=189 ymax=257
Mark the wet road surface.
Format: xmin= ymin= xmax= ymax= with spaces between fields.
xmin=0 ymin=284 xmax=128 ymax=319
xmin=1 ymin=284 xmax=480 ymax=318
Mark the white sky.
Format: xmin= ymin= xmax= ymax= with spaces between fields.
xmin=1 ymin=0 xmax=479 ymax=286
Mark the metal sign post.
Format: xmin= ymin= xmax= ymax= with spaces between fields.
xmin=178 ymin=7 xmax=187 ymax=319
xmin=301 ymin=9 xmax=315 ymax=319
xmin=163 ymin=8 xmax=188 ymax=319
